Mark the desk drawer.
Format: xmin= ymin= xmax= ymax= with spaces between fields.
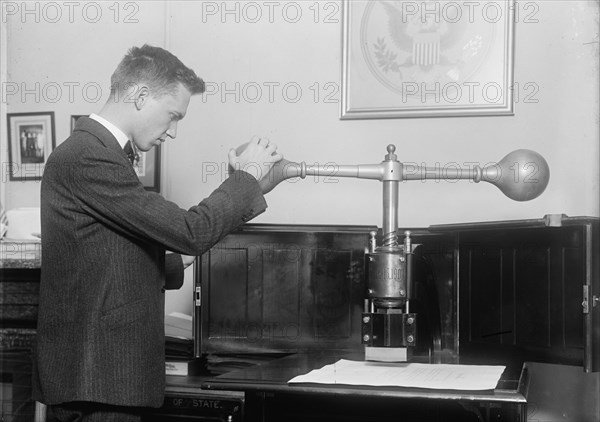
xmin=142 ymin=392 xmax=244 ymax=422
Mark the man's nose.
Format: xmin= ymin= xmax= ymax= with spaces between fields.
xmin=166 ymin=122 xmax=178 ymax=139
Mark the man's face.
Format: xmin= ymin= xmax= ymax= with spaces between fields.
xmin=132 ymin=83 xmax=192 ymax=152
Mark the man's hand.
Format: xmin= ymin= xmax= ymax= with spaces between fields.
xmin=228 ymin=136 xmax=283 ymax=182
xmin=181 ymin=254 xmax=197 ymax=269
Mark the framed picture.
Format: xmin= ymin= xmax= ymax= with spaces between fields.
xmin=135 ymin=146 xmax=161 ymax=193
xmin=70 ymin=114 xmax=87 ymax=133
xmin=341 ymin=0 xmax=515 ymax=119
xmin=7 ymin=112 xmax=56 ymax=181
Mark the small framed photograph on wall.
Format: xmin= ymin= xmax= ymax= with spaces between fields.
xmin=70 ymin=114 xmax=87 ymax=133
xmin=7 ymin=112 xmax=56 ymax=181
xmin=136 ymin=146 xmax=161 ymax=193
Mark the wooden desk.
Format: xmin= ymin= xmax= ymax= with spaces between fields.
xmin=201 ymin=352 xmax=529 ymax=422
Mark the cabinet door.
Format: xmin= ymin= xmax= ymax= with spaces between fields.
xmin=583 ymin=222 xmax=600 ymax=372
xmin=455 ymin=219 xmax=599 ymax=372
xmin=197 ymin=224 xmax=375 ymax=354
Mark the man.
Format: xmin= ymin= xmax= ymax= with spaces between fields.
xmin=33 ymin=44 xmax=282 ymax=421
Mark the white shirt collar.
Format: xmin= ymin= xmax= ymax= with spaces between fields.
xmin=89 ymin=113 xmax=130 ymax=149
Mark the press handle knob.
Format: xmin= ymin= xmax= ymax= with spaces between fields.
xmin=482 ymin=149 xmax=550 ymax=201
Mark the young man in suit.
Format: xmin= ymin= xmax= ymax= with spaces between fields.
xmin=33 ymin=44 xmax=282 ymax=421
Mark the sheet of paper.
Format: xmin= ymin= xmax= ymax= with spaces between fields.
xmin=288 ymin=359 xmax=506 ymax=391
xmin=165 ymin=312 xmax=193 ymax=340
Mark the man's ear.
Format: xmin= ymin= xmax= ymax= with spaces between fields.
xmin=130 ymin=85 xmax=150 ymax=110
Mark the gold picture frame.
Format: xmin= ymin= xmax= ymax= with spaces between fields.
xmin=341 ymin=0 xmax=516 ymax=119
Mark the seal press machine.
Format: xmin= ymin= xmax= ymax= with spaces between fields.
xmin=256 ymin=145 xmax=550 ymax=362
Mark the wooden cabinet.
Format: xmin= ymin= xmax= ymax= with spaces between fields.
xmin=0 ymin=241 xmax=41 ymax=422
xmin=198 ymin=218 xmax=600 ymax=374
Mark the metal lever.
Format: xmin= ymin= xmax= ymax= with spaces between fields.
xmin=251 ymin=144 xmax=550 ymax=202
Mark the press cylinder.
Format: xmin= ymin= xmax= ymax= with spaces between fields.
xmin=366 ymin=250 xmax=407 ymax=304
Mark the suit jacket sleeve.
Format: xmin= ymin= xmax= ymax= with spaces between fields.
xmin=164 ymin=253 xmax=184 ymax=290
xmin=66 ymin=143 xmax=266 ymax=256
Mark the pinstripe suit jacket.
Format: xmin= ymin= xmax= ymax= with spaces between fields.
xmin=33 ymin=117 xmax=267 ymax=407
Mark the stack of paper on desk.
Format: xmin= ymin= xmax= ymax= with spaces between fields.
xmin=165 ymin=311 xmax=193 ymax=340
xmin=165 ymin=312 xmax=193 ymax=358
xmin=288 ymin=359 xmax=506 ymax=391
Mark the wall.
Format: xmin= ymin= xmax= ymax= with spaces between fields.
xmin=2 ymin=1 xmax=598 ymax=224
xmin=164 ymin=0 xmax=599 ymax=228
xmin=1 ymin=12 xmax=7 ymax=208
xmin=1 ymin=1 xmax=170 ymax=206
xmin=0 ymin=0 xmax=191 ymax=312
xmin=1 ymin=1 xmax=599 ymax=315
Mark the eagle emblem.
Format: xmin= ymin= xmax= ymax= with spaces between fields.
xmin=359 ymin=1 xmax=497 ymax=95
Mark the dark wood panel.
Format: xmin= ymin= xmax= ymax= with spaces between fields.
xmin=563 ymin=248 xmax=584 ymax=349
xmin=262 ymin=248 xmax=300 ymax=337
xmin=200 ymin=226 xmax=376 ymax=353
xmin=463 ymin=247 xmax=504 ymax=344
xmin=207 ymin=248 xmax=249 ymax=340
xmin=311 ymin=250 xmax=353 ymax=339
xmin=457 ymin=223 xmax=593 ymax=369
xmin=514 ymin=245 xmax=550 ymax=347
xmin=0 ymin=268 xmax=41 ymax=328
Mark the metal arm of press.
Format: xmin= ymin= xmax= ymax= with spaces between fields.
xmin=257 ymin=144 xmax=550 ymax=234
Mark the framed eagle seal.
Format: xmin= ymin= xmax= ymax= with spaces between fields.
xmin=341 ymin=0 xmax=516 ymax=119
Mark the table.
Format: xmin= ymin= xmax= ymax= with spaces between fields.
xmin=201 ymin=351 xmax=529 ymax=422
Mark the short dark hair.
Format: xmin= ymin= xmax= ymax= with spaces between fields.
xmin=109 ymin=44 xmax=205 ymax=99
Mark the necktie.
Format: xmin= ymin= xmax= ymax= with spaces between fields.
xmin=124 ymin=141 xmax=139 ymax=166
